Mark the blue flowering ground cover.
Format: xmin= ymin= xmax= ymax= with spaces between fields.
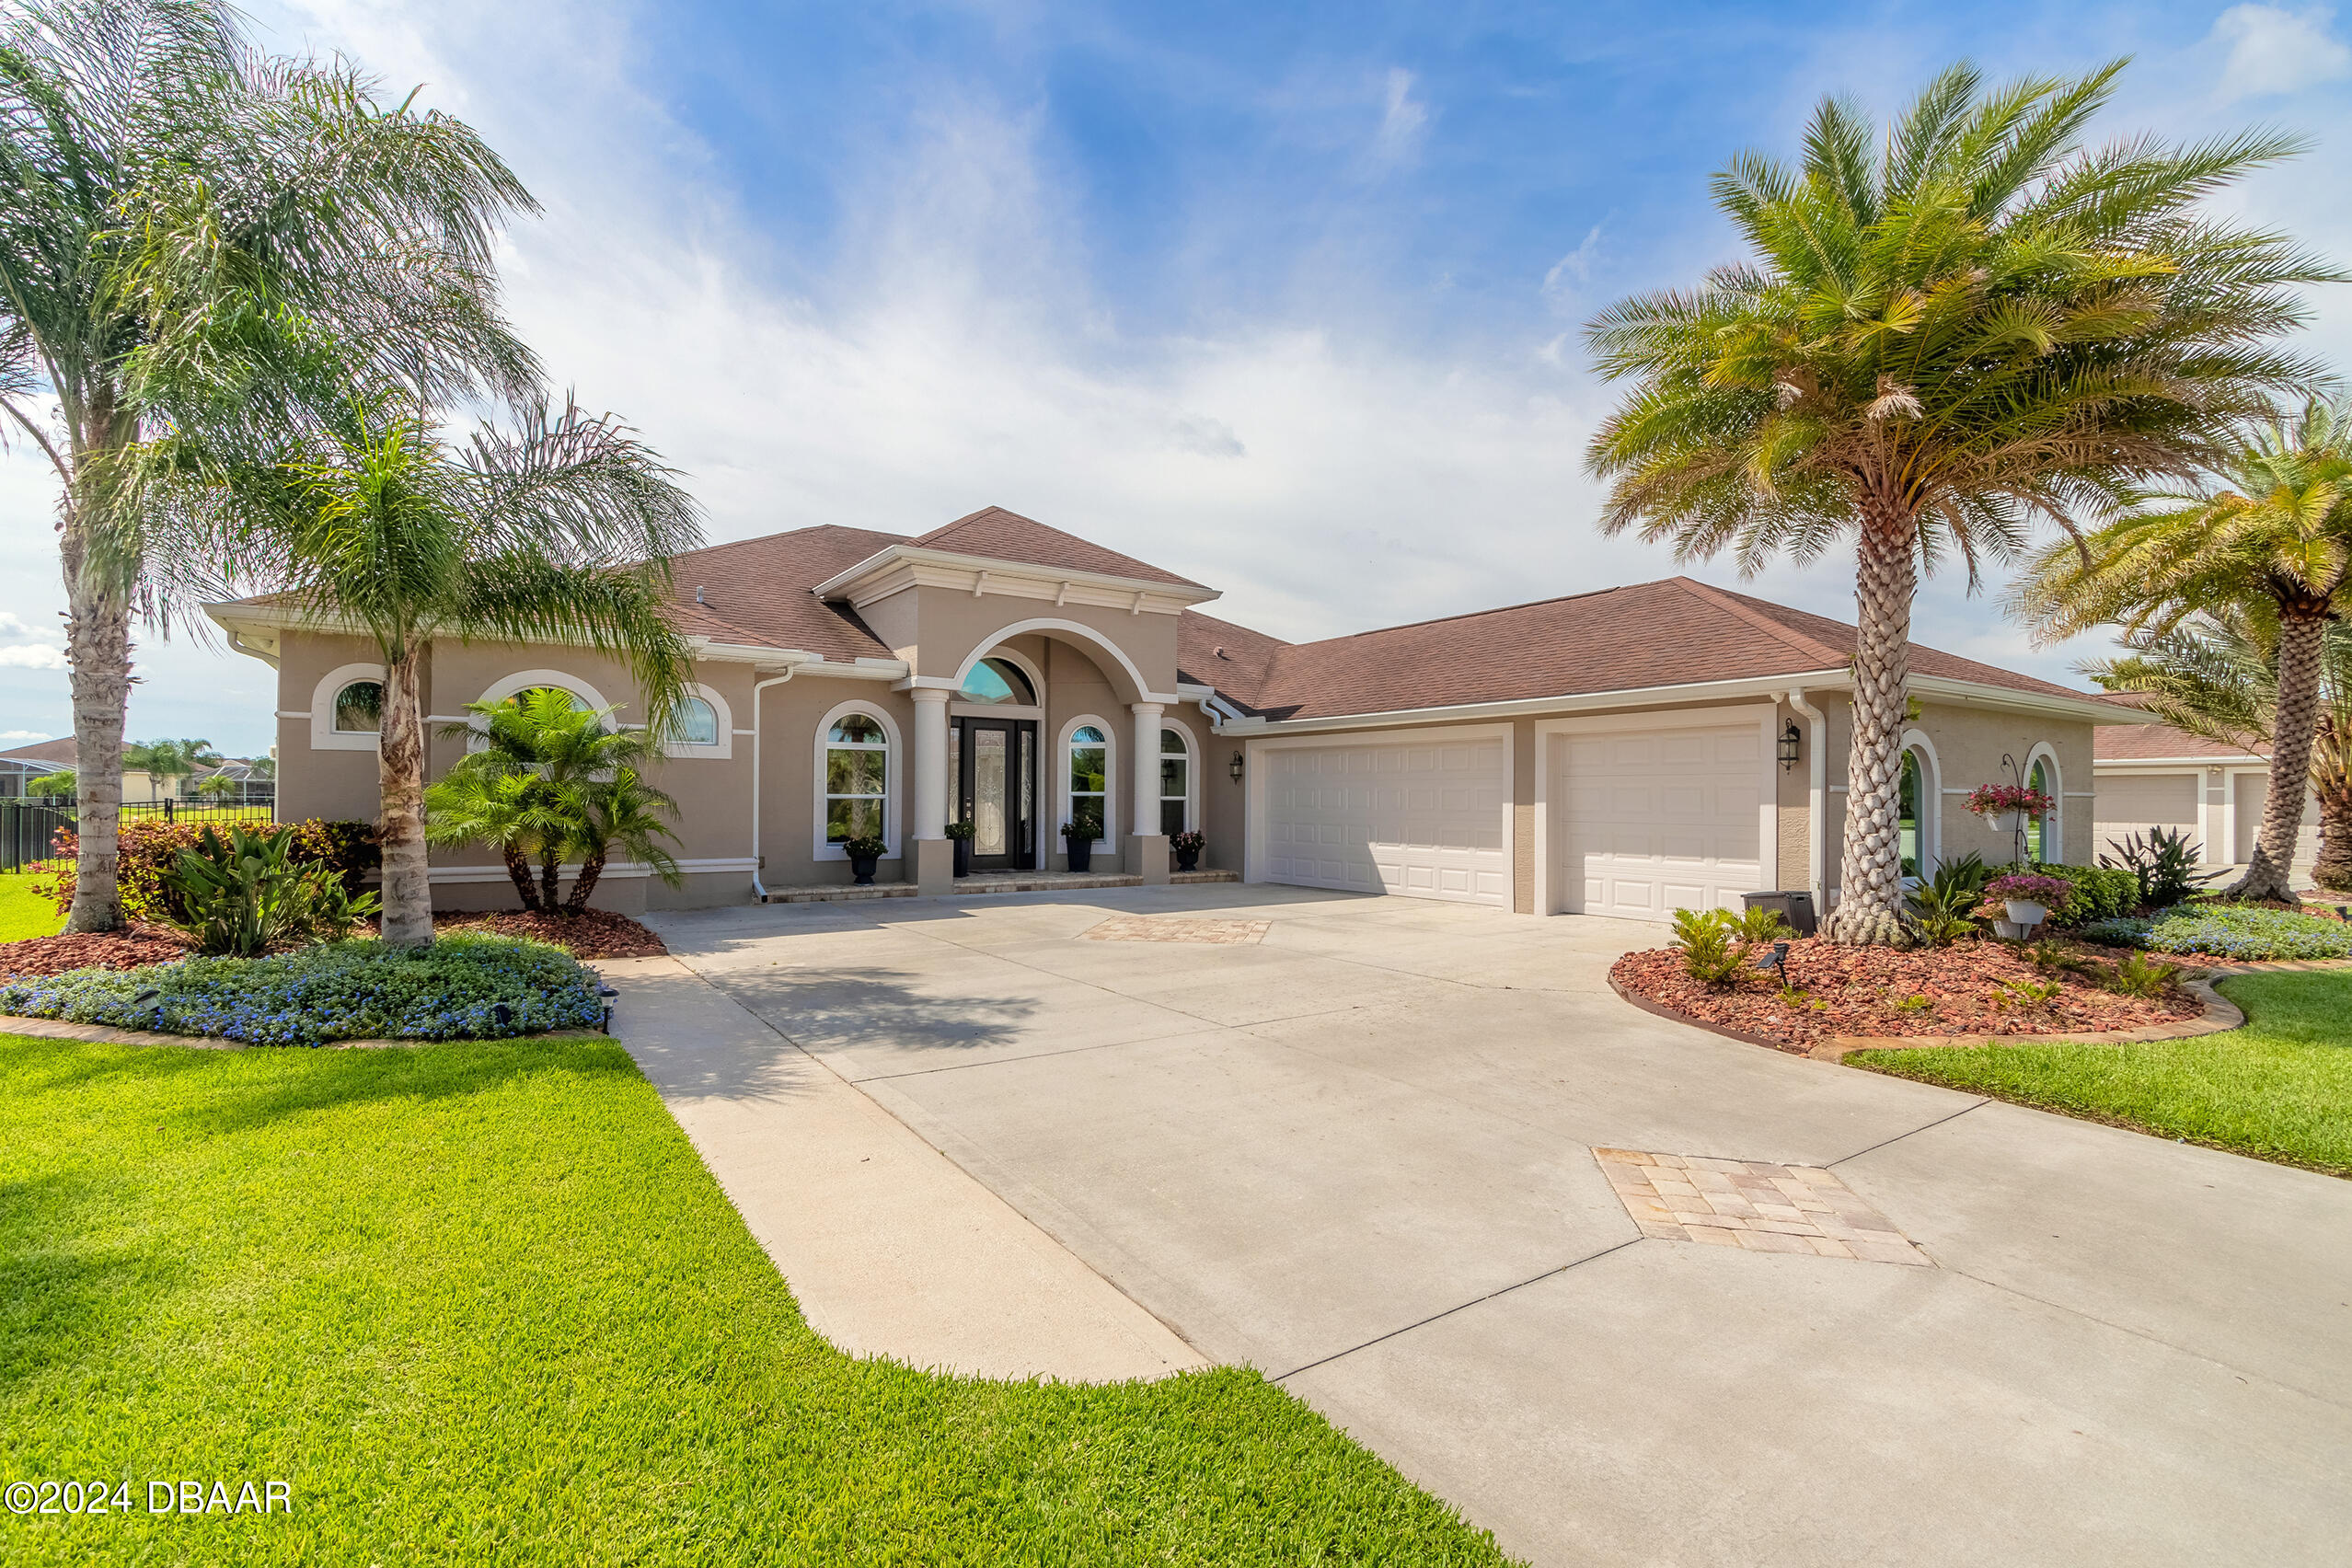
xmin=2081 ymin=904 xmax=2352 ymax=963
xmin=0 ymin=934 xmax=603 ymax=1046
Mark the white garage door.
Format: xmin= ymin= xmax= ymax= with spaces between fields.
xmin=2093 ymin=772 xmax=2197 ymax=859
xmin=1259 ymin=736 xmax=1510 ymax=905
xmin=1553 ymin=724 xmax=1763 ymax=922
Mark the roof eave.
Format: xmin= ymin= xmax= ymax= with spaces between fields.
xmin=812 ymin=544 xmax=1219 ymax=605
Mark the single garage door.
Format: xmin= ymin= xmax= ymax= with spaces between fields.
xmin=2093 ymin=772 xmax=2196 ymax=860
xmin=1259 ymin=736 xmax=1510 ymax=905
xmin=1553 ymin=724 xmax=1762 ymax=921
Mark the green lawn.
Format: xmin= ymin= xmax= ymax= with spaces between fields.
xmin=0 ymin=1032 xmax=1509 ymax=1566
xmin=0 ymin=870 xmax=61 ymax=942
xmin=1850 ymin=971 xmax=2352 ymax=1176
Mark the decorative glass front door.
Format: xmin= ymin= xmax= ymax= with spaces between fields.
xmin=956 ymin=718 xmax=1037 ymax=870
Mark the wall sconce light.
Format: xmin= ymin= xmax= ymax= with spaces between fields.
xmin=1778 ymin=720 xmax=1802 ymax=772
xmin=1228 ymin=750 xmax=1245 ymax=783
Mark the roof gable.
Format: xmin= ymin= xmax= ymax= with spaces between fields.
xmin=911 ymin=506 xmax=1205 ymax=589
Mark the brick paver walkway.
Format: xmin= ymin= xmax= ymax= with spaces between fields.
xmin=1079 ymin=916 xmax=1272 ymax=945
xmin=1595 ymin=1147 xmax=1931 ymax=1265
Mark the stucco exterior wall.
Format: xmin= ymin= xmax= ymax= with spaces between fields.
xmin=753 ymin=673 xmax=914 ymax=890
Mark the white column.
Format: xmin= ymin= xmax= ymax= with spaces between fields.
xmin=912 ymin=688 xmax=950 ymax=840
xmin=1130 ymin=702 xmax=1163 ymax=837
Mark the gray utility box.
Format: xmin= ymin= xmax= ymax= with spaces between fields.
xmin=1740 ymin=890 xmax=1817 ymax=936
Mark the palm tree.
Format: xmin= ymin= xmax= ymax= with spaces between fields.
xmin=2018 ymin=403 xmax=2352 ymax=900
xmin=1583 ymin=61 xmax=2334 ymax=943
xmin=178 ymin=393 xmax=700 ymax=945
xmin=122 ymin=736 xmax=220 ymax=799
xmin=2085 ymin=607 xmax=2352 ymax=892
xmin=424 ymin=761 xmax=571 ymax=912
xmin=0 ymin=0 xmax=535 ymax=930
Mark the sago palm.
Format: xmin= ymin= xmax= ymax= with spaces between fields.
xmin=179 ymin=395 xmax=702 ymax=946
xmin=1584 ymin=60 xmax=2335 ymax=942
xmin=2084 ymin=606 xmax=2352 ymax=892
xmin=2018 ymin=402 xmax=2352 ymax=899
xmin=0 ymin=0 xmax=534 ymax=929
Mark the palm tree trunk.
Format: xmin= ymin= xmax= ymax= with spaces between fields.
xmin=1827 ymin=499 xmax=1918 ymax=945
xmin=564 ymin=847 xmax=605 ymax=914
xmin=377 ymin=645 xmax=434 ymax=946
xmin=2226 ymin=610 xmax=2323 ymax=903
xmin=502 ymin=847 xmax=542 ymax=911
xmin=538 ymin=847 xmax=562 ymax=911
xmin=61 ymin=532 xmax=130 ymax=933
xmin=2313 ymin=777 xmax=2352 ymax=895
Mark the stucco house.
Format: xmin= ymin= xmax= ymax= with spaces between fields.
xmin=2090 ymin=698 xmax=2319 ymax=876
xmin=204 ymin=505 xmax=2145 ymax=923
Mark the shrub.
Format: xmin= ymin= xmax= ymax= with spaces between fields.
xmin=0 ymin=933 xmax=601 ymax=1046
xmin=2024 ymin=861 xmax=2139 ymax=925
xmin=2105 ymin=951 xmax=2182 ymax=997
xmin=39 ymin=818 xmax=378 ymax=920
xmin=2100 ymin=827 xmax=2221 ymax=909
xmin=157 ymin=824 xmax=381 ymax=956
xmin=2081 ymin=905 xmax=2352 ymax=962
xmin=1669 ymin=906 xmax=1781 ymax=986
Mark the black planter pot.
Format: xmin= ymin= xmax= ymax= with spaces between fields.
xmin=952 ymin=837 xmax=972 ymax=878
xmin=1174 ymin=847 xmax=1201 ymax=872
xmin=847 ymin=853 xmax=879 ymax=886
xmin=1065 ymin=835 xmax=1092 ymax=874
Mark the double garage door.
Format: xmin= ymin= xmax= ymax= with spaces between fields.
xmin=1254 ymin=720 xmax=1767 ymax=921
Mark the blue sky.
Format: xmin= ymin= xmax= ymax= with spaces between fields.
xmin=1 ymin=0 xmax=2346 ymax=755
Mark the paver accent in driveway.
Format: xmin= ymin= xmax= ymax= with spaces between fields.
xmin=1596 ymin=1147 xmax=1931 ymax=1264
xmin=1079 ymin=915 xmax=1271 ymax=944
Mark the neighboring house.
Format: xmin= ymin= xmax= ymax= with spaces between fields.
xmin=2090 ymin=696 xmax=2319 ymax=874
xmin=204 ymin=505 xmax=2146 ymax=922
xmin=0 ymin=736 xmax=74 ymax=798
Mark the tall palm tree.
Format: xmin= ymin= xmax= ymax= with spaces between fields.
xmin=2084 ymin=606 xmax=2352 ymax=892
xmin=121 ymin=735 xmax=219 ymax=798
xmin=174 ymin=393 xmax=701 ymax=945
xmin=1583 ymin=61 xmax=2334 ymax=943
xmin=2018 ymin=403 xmax=2352 ymax=900
xmin=0 ymin=0 xmax=535 ymax=930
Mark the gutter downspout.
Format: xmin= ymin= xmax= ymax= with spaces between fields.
xmin=1784 ymin=687 xmax=1827 ymax=911
xmin=749 ymin=662 xmax=807 ymax=902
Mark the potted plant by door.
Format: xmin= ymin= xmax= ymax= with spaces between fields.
xmin=1170 ymin=829 xmax=1205 ymax=873
xmin=841 ymin=833 xmax=887 ymax=886
xmin=1985 ymin=872 xmax=2070 ymax=936
xmin=1062 ymin=815 xmax=1099 ymax=874
xmin=944 ymin=818 xmax=975 ymax=877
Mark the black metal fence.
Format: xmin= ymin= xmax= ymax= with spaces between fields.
xmin=0 ymin=797 xmax=278 ymax=873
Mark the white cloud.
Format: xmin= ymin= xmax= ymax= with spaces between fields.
xmin=2209 ymin=5 xmax=2352 ymax=99
xmin=0 ymin=644 xmax=65 ymax=669
xmin=0 ymin=729 xmax=51 ymax=742
xmin=1542 ymin=224 xmax=1607 ymax=313
xmin=1367 ymin=68 xmax=1429 ymax=171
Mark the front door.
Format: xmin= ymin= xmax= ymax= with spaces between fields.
xmin=955 ymin=718 xmax=1037 ymax=870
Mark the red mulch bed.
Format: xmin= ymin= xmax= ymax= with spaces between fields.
xmin=1610 ymin=937 xmax=2202 ymax=1052
xmin=0 ymin=924 xmax=194 ymax=979
xmin=431 ymin=908 xmax=668 ymax=959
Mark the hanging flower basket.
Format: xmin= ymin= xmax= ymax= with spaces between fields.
xmin=1965 ymin=783 xmax=2053 ymax=837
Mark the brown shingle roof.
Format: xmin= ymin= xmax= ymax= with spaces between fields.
xmin=661 ymin=525 xmax=907 ymax=661
xmin=0 ymin=737 xmax=75 ymax=766
xmin=1182 ymin=576 xmax=2092 ymax=721
xmin=911 ymin=506 xmax=1205 ymax=589
xmin=2090 ymin=693 xmax=2264 ymax=760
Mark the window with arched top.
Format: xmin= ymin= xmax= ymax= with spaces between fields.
xmin=332 ymin=681 xmax=383 ymax=734
xmin=958 ymin=657 xmax=1035 ymax=706
xmin=671 ymin=696 xmax=720 ymax=747
xmin=2027 ymin=754 xmax=2058 ymax=861
xmin=824 ymin=713 xmax=891 ymax=846
xmin=1067 ymin=724 xmax=1108 ymax=842
xmin=1159 ymin=726 xmax=1192 ymax=836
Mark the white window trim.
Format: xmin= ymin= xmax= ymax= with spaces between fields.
xmin=2024 ymin=742 xmax=2062 ymax=863
xmin=660 ymin=682 xmax=735 ymax=760
xmin=1158 ymin=714 xmax=1201 ymax=836
xmin=309 ymin=662 xmax=387 ymax=752
xmin=477 ymin=668 xmax=614 ymax=715
xmin=1057 ymin=713 xmax=1116 ymax=853
xmin=813 ymin=699 xmax=901 ymax=861
xmin=1900 ymin=727 xmax=1943 ymax=881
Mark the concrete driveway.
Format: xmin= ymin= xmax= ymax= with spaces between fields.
xmin=646 ymin=884 xmax=2352 ymax=1568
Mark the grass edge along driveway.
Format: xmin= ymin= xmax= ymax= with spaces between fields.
xmin=1850 ymin=971 xmax=2352 ymax=1178
xmin=0 ymin=1032 xmax=1513 ymax=1566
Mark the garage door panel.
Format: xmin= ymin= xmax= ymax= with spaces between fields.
xmin=1556 ymin=722 xmax=1767 ymax=923
xmin=1261 ymin=737 xmax=1511 ymax=907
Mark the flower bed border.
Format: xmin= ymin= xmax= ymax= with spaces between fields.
xmin=0 ymin=1010 xmax=606 ymax=1052
xmin=1611 ymin=956 xmax=2352 ymax=1064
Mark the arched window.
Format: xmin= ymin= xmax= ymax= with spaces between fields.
xmin=1898 ymin=749 xmax=1925 ymax=877
xmin=670 ymin=696 xmax=721 ymax=747
xmin=1067 ymin=724 xmax=1108 ymax=842
xmin=2027 ymin=754 xmax=2058 ymax=862
xmin=1159 ymin=727 xmax=1192 ymax=835
xmin=332 ymin=680 xmax=383 ymax=734
xmin=824 ymin=713 xmax=890 ymax=845
xmin=958 ymin=657 xmax=1034 ymax=706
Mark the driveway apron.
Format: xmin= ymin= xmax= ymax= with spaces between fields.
xmin=648 ymin=885 xmax=2352 ymax=1568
